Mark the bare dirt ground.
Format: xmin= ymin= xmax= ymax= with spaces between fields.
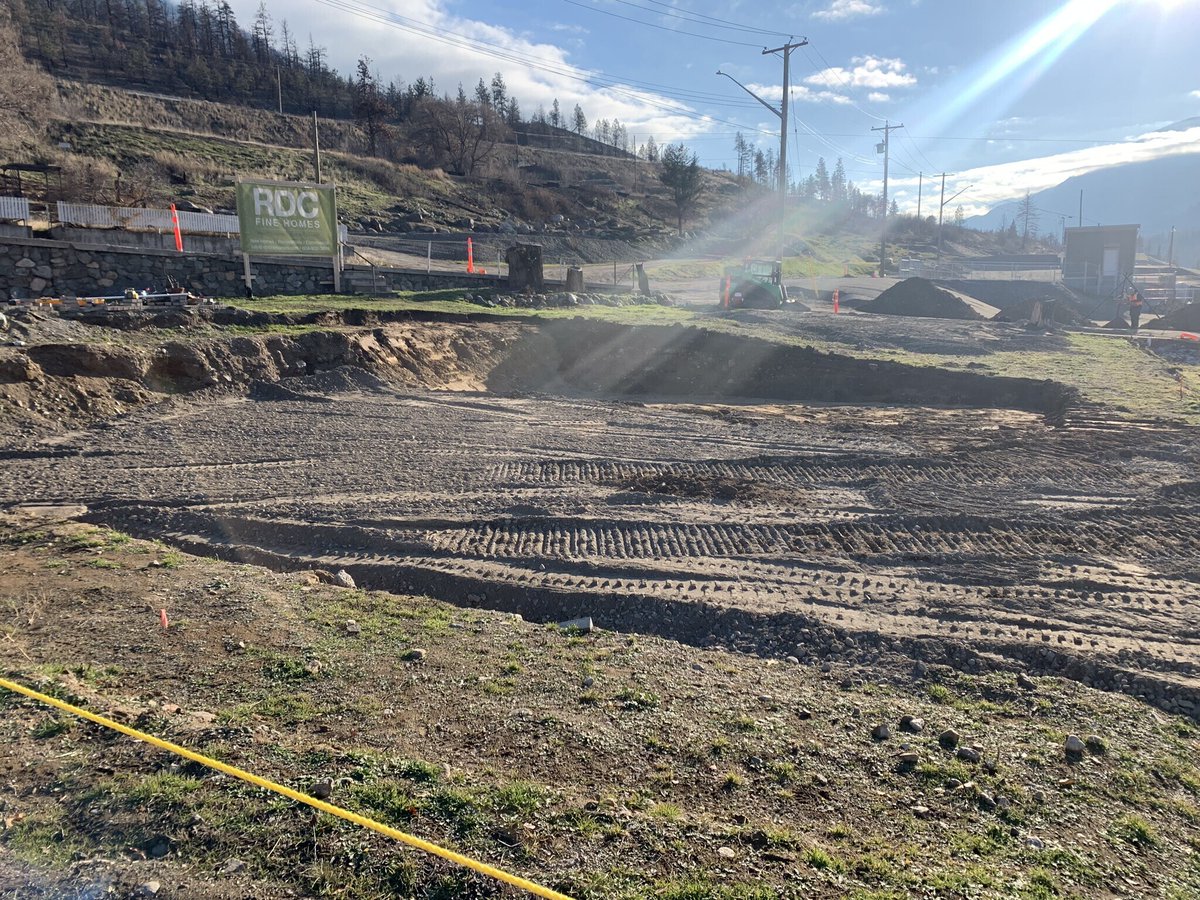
xmin=2 ymin=305 xmax=1200 ymax=898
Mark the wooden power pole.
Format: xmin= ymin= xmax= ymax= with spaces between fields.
xmin=872 ymin=120 xmax=903 ymax=277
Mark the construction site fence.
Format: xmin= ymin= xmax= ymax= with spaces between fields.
xmin=899 ymin=258 xmax=1063 ymax=281
xmin=54 ymin=202 xmax=349 ymax=242
xmin=0 ymin=196 xmax=31 ymax=223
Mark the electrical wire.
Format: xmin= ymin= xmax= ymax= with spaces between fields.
xmin=636 ymin=0 xmax=791 ymax=36
xmin=306 ymin=0 xmax=757 ymax=107
xmin=306 ymin=0 xmax=778 ymax=135
xmin=595 ymin=0 xmax=789 ymax=36
xmin=557 ymin=0 xmax=766 ymax=47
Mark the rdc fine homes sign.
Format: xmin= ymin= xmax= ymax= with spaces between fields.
xmin=236 ymin=180 xmax=338 ymax=256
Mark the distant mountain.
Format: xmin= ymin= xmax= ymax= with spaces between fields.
xmin=965 ymin=150 xmax=1200 ymax=239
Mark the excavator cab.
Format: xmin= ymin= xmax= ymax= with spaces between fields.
xmin=720 ymin=259 xmax=788 ymax=309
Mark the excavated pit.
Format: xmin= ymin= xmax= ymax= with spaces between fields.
xmin=4 ymin=314 xmax=1198 ymax=715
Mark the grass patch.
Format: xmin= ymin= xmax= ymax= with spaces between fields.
xmin=32 ymin=717 xmax=71 ymax=739
xmin=1110 ymin=814 xmax=1160 ymax=850
xmin=122 ymin=772 xmax=205 ymax=806
xmin=805 ymin=846 xmax=845 ymax=872
xmin=615 ymin=688 xmax=660 ymax=710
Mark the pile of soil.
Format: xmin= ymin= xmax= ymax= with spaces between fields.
xmin=990 ymin=296 xmax=1091 ymax=327
xmin=858 ymin=278 xmax=985 ymax=320
xmin=1146 ymin=302 xmax=1200 ymax=331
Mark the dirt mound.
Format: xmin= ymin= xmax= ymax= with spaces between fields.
xmin=859 ymin=278 xmax=985 ymax=320
xmin=488 ymin=321 xmax=1078 ymax=418
xmin=990 ymin=296 xmax=1091 ymax=327
xmin=1146 ymin=302 xmax=1200 ymax=331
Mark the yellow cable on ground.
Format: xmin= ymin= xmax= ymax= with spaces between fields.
xmin=0 ymin=676 xmax=573 ymax=900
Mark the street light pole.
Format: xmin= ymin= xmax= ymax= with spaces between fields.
xmin=717 ymin=35 xmax=807 ymax=259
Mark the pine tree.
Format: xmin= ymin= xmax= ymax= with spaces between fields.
xmin=572 ymin=103 xmax=586 ymax=135
xmin=831 ymin=158 xmax=847 ymax=203
xmin=814 ymin=157 xmax=831 ymax=202
xmin=549 ymin=98 xmax=560 ymax=128
xmin=659 ymin=143 xmax=704 ymax=234
xmin=489 ymin=72 xmax=506 ymax=113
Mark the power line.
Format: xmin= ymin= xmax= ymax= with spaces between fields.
xmin=636 ymin=0 xmax=791 ymax=36
xmin=803 ymin=46 xmax=889 ymax=124
xmin=597 ymin=0 xmax=788 ymax=36
xmin=307 ymin=0 xmax=755 ymax=107
xmin=557 ymin=0 xmax=766 ymax=47
xmin=306 ymin=0 xmax=779 ymax=135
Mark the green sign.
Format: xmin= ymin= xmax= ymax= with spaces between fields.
xmin=236 ymin=180 xmax=338 ymax=256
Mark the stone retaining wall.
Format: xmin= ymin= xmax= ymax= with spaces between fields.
xmin=0 ymin=236 xmax=508 ymax=299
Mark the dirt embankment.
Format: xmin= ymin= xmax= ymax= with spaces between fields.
xmin=0 ymin=312 xmax=1079 ymax=444
xmin=487 ymin=321 xmax=1078 ymax=418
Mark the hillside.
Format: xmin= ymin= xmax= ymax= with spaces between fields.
xmin=966 ymin=124 xmax=1200 ymax=268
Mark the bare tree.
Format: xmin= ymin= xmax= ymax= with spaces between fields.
xmin=417 ymin=95 xmax=508 ymax=176
xmin=1018 ymin=191 xmax=1040 ymax=250
xmin=0 ymin=17 xmax=54 ymax=141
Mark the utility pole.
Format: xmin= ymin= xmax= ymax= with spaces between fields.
xmin=917 ymin=172 xmax=923 ymax=222
xmin=717 ymin=35 xmax=807 ymax=259
xmin=1167 ymin=225 xmax=1176 ymax=268
xmin=312 ymin=111 xmax=322 ymax=183
xmin=937 ymin=173 xmax=947 ymax=258
xmin=276 ymin=67 xmax=282 ymax=115
xmin=1078 ymin=189 xmax=1084 ymax=233
xmin=872 ymin=120 xmax=903 ymax=276
xmin=937 ymin=178 xmax=972 ymax=261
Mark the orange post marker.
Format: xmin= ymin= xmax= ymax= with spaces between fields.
xmin=170 ymin=204 xmax=183 ymax=253
xmin=466 ymin=237 xmax=475 ymax=274
xmin=159 ymin=609 xmax=169 ymax=629
xmin=832 ymin=288 xmax=840 ymax=314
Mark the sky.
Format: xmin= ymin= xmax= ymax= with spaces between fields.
xmin=228 ymin=0 xmax=1200 ymax=217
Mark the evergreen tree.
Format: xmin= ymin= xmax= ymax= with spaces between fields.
xmin=659 ymin=143 xmax=704 ymax=234
xmin=572 ymin=103 xmax=586 ymax=135
xmin=354 ymin=55 xmax=389 ymax=155
xmin=489 ymin=71 xmax=507 ymax=112
xmin=814 ymin=157 xmax=831 ymax=202
xmin=831 ymin=158 xmax=847 ymax=203
xmin=549 ymin=98 xmax=560 ymax=128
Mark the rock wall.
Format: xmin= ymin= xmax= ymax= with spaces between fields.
xmin=0 ymin=236 xmax=506 ymax=299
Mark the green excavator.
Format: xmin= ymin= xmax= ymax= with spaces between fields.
xmin=719 ymin=259 xmax=789 ymax=309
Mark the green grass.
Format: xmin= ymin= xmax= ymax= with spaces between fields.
xmin=32 ymin=717 xmax=71 ymax=739
xmin=231 ymin=290 xmax=698 ymax=326
xmin=1111 ymin=814 xmax=1160 ymax=849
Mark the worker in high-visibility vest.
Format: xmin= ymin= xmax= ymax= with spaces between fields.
xmin=1128 ymin=290 xmax=1144 ymax=331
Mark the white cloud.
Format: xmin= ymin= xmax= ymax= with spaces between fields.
xmin=812 ymin=0 xmax=886 ymax=21
xmin=1190 ymin=89 xmax=1200 ymax=100
xmin=805 ymin=56 xmax=917 ymax=91
xmin=746 ymin=82 xmax=850 ymax=105
xmin=881 ymin=125 xmax=1200 ymax=216
xmin=867 ymin=91 xmax=890 ymax=102
xmin=223 ymin=0 xmax=710 ymax=139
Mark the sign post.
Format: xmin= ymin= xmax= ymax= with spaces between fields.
xmin=236 ymin=179 xmax=340 ymax=293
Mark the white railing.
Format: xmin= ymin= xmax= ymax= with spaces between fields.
xmin=0 ymin=196 xmax=31 ymax=222
xmin=55 ymin=202 xmax=347 ymax=243
xmin=57 ymin=202 xmax=241 ymax=235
